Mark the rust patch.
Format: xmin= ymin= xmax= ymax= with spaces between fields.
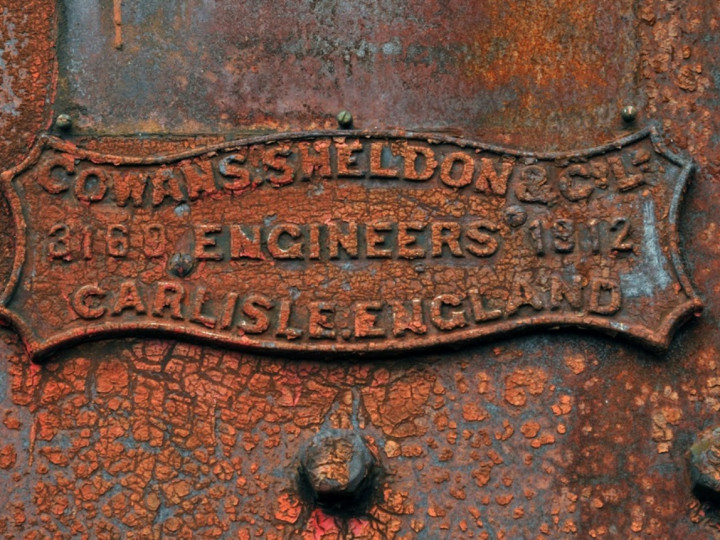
xmin=56 ymin=0 xmax=639 ymax=148
xmin=3 ymin=0 xmax=720 ymax=538
xmin=0 ymin=127 xmax=702 ymax=361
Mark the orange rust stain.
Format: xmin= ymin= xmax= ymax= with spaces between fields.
xmin=112 ymin=0 xmax=123 ymax=50
xmin=461 ymin=2 xmax=620 ymax=95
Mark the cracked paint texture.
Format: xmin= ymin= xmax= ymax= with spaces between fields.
xmin=1 ymin=0 xmax=720 ymax=538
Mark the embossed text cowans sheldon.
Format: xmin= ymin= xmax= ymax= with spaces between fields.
xmin=0 ymin=128 xmax=702 ymax=359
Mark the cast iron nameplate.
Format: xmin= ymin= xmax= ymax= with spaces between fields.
xmin=0 ymin=127 xmax=703 ymax=361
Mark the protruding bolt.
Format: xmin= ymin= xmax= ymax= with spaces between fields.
xmin=168 ymin=253 xmax=195 ymax=278
xmin=504 ymin=205 xmax=528 ymax=228
xmin=55 ymin=114 xmax=72 ymax=131
xmin=299 ymin=430 xmax=375 ymax=513
xmin=337 ymin=110 xmax=353 ymax=129
xmin=621 ymin=105 xmax=638 ymax=124
xmin=691 ymin=427 xmax=720 ymax=497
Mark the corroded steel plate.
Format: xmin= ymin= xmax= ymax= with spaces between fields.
xmin=0 ymin=126 xmax=701 ymax=361
xmin=4 ymin=1 xmax=720 ymax=537
xmin=57 ymin=0 xmax=638 ymax=142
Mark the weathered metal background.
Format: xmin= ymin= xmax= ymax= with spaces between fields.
xmin=55 ymin=0 xmax=639 ymax=147
xmin=1 ymin=0 xmax=720 ymax=538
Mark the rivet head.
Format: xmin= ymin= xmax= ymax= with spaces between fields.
xmin=621 ymin=105 xmax=638 ymax=124
xmin=690 ymin=427 xmax=720 ymax=495
xmin=337 ymin=110 xmax=353 ymax=129
xmin=504 ymin=205 xmax=528 ymax=228
xmin=168 ymin=253 xmax=195 ymax=278
xmin=55 ymin=114 xmax=72 ymax=131
xmin=299 ymin=430 xmax=375 ymax=513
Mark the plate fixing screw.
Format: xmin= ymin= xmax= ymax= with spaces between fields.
xmin=337 ymin=110 xmax=353 ymax=129
xmin=55 ymin=114 xmax=72 ymax=131
xmin=168 ymin=253 xmax=195 ymax=278
xmin=621 ymin=105 xmax=637 ymax=124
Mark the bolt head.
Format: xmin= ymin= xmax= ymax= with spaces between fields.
xmin=300 ymin=430 xmax=375 ymax=509
xmin=504 ymin=205 xmax=528 ymax=228
xmin=55 ymin=114 xmax=72 ymax=131
xmin=690 ymin=427 xmax=720 ymax=494
xmin=337 ymin=110 xmax=353 ymax=129
xmin=168 ymin=253 xmax=195 ymax=278
xmin=621 ymin=105 xmax=638 ymax=124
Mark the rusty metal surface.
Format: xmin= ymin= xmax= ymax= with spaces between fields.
xmin=1 ymin=0 xmax=720 ymax=539
xmin=55 ymin=0 xmax=639 ymax=149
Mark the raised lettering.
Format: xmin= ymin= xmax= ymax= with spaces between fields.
xmin=276 ymin=300 xmax=303 ymax=339
xmin=143 ymin=224 xmax=165 ymax=258
xmin=354 ymin=301 xmax=385 ymax=338
xmin=74 ymin=168 xmax=108 ymax=203
xmin=440 ymin=152 xmax=474 ymax=188
xmin=468 ymin=288 xmax=502 ymax=322
xmin=431 ymin=222 xmax=463 ymax=257
xmin=610 ymin=218 xmax=633 ymax=251
xmin=230 ymin=225 xmax=263 ymax=260
xmin=402 ymin=143 xmax=437 ymax=181
xmin=71 ymin=284 xmax=106 ymax=319
xmin=181 ymin=159 xmax=216 ymax=200
xmin=151 ymin=167 xmax=185 ymax=207
xmin=506 ymin=273 xmax=544 ymax=315
xmin=391 ymin=299 xmax=428 ymax=337
xmin=549 ymin=275 xmax=583 ymax=310
xmin=589 ymin=278 xmax=622 ymax=315
xmin=365 ymin=222 xmax=393 ymax=258
xmin=608 ymin=155 xmax=646 ymax=192
xmin=106 ymin=224 xmax=129 ymax=258
xmin=5 ymin=130 xmax=696 ymax=359
xmin=48 ymin=223 xmax=72 ymax=260
xmin=297 ymin=140 xmax=332 ymax=180
xmin=308 ymin=302 xmax=335 ymax=339
xmin=267 ymin=224 xmax=304 ymax=259
xmin=219 ymin=292 xmax=239 ymax=330
xmin=370 ymin=142 xmax=399 ymax=178
xmin=114 ymin=173 xmax=148 ymax=207
xmin=328 ymin=222 xmax=359 ymax=259
xmin=194 ymin=224 xmax=223 ymax=260
xmin=515 ymin=165 xmax=556 ymax=205
xmin=152 ymin=281 xmax=185 ymax=319
xmin=190 ymin=287 xmax=216 ymax=328
xmin=112 ymin=281 xmax=147 ymax=315
xmin=336 ymin=139 xmax=364 ymax=177
xmin=397 ymin=221 xmax=426 ymax=259
xmin=218 ymin=151 xmax=252 ymax=191
xmin=464 ymin=220 xmax=499 ymax=257
xmin=38 ymin=155 xmax=74 ymax=194
xmin=431 ymin=294 xmax=467 ymax=331
xmin=265 ymin=144 xmax=294 ymax=186
xmin=551 ymin=219 xmax=575 ymax=253
xmin=475 ymin=157 xmax=513 ymax=196
xmin=559 ymin=164 xmax=594 ymax=202
xmin=240 ymin=294 xmax=273 ymax=334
